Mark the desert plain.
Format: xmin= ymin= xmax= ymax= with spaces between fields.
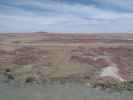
xmin=0 ymin=32 xmax=133 ymax=89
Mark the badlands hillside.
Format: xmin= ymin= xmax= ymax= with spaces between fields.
xmin=0 ymin=32 xmax=133 ymax=88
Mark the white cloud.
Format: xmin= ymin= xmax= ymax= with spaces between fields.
xmin=0 ymin=0 xmax=133 ymax=33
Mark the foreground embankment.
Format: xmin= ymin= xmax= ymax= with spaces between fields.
xmin=0 ymin=81 xmax=133 ymax=100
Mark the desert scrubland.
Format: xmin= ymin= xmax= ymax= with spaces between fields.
xmin=0 ymin=32 xmax=133 ymax=89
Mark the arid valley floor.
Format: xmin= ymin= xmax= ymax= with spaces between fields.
xmin=0 ymin=32 xmax=133 ymax=89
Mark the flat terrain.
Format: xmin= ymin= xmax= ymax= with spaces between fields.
xmin=0 ymin=32 xmax=133 ymax=86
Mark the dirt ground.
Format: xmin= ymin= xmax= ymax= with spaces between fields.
xmin=0 ymin=33 xmax=133 ymax=85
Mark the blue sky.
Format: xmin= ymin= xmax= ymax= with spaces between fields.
xmin=0 ymin=0 xmax=133 ymax=33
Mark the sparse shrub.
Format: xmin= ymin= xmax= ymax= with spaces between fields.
xmin=7 ymin=74 xmax=15 ymax=80
xmin=4 ymin=68 xmax=15 ymax=81
xmin=5 ymin=68 xmax=11 ymax=72
xmin=25 ymin=77 xmax=35 ymax=83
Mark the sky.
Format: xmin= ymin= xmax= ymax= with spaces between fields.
xmin=0 ymin=0 xmax=133 ymax=33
